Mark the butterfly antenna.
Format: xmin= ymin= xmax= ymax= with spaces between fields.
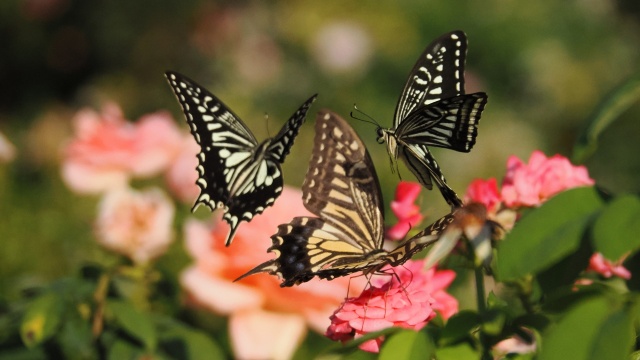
xmin=350 ymin=104 xmax=382 ymax=128
xmin=264 ymin=112 xmax=271 ymax=138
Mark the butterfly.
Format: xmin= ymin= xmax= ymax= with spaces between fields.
xmin=165 ymin=71 xmax=317 ymax=246
xmin=375 ymin=30 xmax=488 ymax=210
xmin=236 ymin=110 xmax=455 ymax=287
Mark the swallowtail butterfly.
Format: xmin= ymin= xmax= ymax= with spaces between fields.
xmin=236 ymin=110 xmax=455 ymax=287
xmin=165 ymin=71 xmax=317 ymax=246
xmin=376 ymin=30 xmax=488 ymax=209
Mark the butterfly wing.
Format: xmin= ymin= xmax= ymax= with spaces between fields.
xmin=166 ymin=71 xmax=314 ymax=246
xmin=397 ymin=93 xmax=487 ymax=152
xmin=165 ymin=71 xmax=257 ymax=210
xmin=220 ymin=94 xmax=317 ymax=244
xmin=236 ymin=110 xmax=387 ymax=286
xmin=385 ymin=211 xmax=456 ymax=265
xmin=267 ymin=94 xmax=318 ymax=162
xmin=394 ymin=30 xmax=468 ymax=127
xmin=396 ymin=93 xmax=487 ymax=208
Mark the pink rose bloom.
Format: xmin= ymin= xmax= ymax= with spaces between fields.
xmin=501 ymin=151 xmax=594 ymax=208
xmin=587 ymin=253 xmax=631 ymax=280
xmin=0 ymin=130 xmax=16 ymax=163
xmin=165 ymin=134 xmax=200 ymax=204
xmin=493 ymin=330 xmax=536 ymax=359
xmin=62 ymin=102 xmax=183 ymax=194
xmin=326 ymin=260 xmax=458 ymax=352
xmin=180 ymin=186 xmax=364 ymax=360
xmin=387 ymin=181 xmax=424 ymax=240
xmin=95 ymin=186 xmax=175 ymax=264
xmin=465 ymin=178 xmax=501 ymax=214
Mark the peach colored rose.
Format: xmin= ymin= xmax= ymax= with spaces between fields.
xmin=62 ymin=102 xmax=183 ymax=194
xmin=95 ymin=186 xmax=175 ymax=264
xmin=501 ymin=151 xmax=594 ymax=208
xmin=165 ymin=134 xmax=200 ymax=204
xmin=326 ymin=260 xmax=458 ymax=353
xmin=387 ymin=181 xmax=424 ymax=240
xmin=465 ymin=178 xmax=501 ymax=214
xmin=0 ymin=130 xmax=16 ymax=163
xmin=587 ymin=252 xmax=631 ymax=280
xmin=180 ymin=186 xmax=364 ymax=359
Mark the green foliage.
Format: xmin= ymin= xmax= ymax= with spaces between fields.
xmin=379 ymin=330 xmax=434 ymax=360
xmin=539 ymin=296 xmax=634 ymax=360
xmin=593 ymin=195 xmax=640 ymax=259
xmin=496 ymin=187 xmax=604 ymax=281
xmin=1 ymin=1 xmax=640 ymax=359
xmin=20 ymin=292 xmax=63 ymax=347
xmin=573 ymin=71 xmax=640 ymax=164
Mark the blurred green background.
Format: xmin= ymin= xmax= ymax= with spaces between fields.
xmin=1 ymin=0 xmax=639 ymax=300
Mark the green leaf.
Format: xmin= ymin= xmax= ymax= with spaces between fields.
xmin=573 ymin=71 xmax=640 ymax=163
xmin=496 ymin=187 xmax=604 ymax=281
xmin=439 ymin=311 xmax=481 ymax=345
xmin=20 ymin=292 xmax=64 ymax=347
xmin=539 ymin=296 xmax=628 ymax=360
xmin=158 ymin=322 xmax=225 ymax=360
xmin=589 ymin=309 xmax=634 ymax=360
xmin=435 ymin=343 xmax=479 ymax=360
xmin=536 ymin=234 xmax=593 ymax=293
xmin=107 ymin=300 xmax=157 ymax=351
xmin=593 ymin=194 xmax=640 ymax=259
xmin=379 ymin=330 xmax=433 ymax=360
xmin=59 ymin=315 xmax=96 ymax=359
xmin=486 ymin=291 xmax=507 ymax=309
xmin=481 ymin=310 xmax=506 ymax=336
xmin=107 ymin=340 xmax=144 ymax=360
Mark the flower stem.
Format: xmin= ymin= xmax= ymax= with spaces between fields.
xmin=475 ymin=267 xmax=486 ymax=313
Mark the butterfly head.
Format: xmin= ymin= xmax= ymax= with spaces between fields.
xmin=376 ymin=127 xmax=389 ymax=144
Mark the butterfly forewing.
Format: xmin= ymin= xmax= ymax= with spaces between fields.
xmin=268 ymin=95 xmax=318 ymax=162
xmin=302 ymin=111 xmax=384 ymax=252
xmin=394 ymin=30 xmax=468 ymax=127
xmin=165 ymin=71 xmax=315 ymax=245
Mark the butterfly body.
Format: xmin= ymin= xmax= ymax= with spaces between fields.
xmin=377 ymin=31 xmax=488 ymax=210
xmin=236 ymin=110 xmax=455 ymax=287
xmin=165 ymin=71 xmax=317 ymax=246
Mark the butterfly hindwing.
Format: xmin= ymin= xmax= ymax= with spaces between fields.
xmin=165 ymin=71 xmax=316 ymax=245
xmin=398 ymin=93 xmax=487 ymax=151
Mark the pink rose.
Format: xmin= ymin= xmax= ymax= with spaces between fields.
xmin=326 ymin=260 xmax=458 ymax=352
xmin=62 ymin=102 xmax=183 ymax=194
xmin=95 ymin=186 xmax=175 ymax=264
xmin=587 ymin=253 xmax=631 ymax=280
xmin=180 ymin=186 xmax=364 ymax=359
xmin=464 ymin=178 xmax=501 ymax=214
xmin=501 ymin=151 xmax=594 ymax=208
xmin=493 ymin=329 xmax=536 ymax=358
xmin=387 ymin=181 xmax=424 ymax=240
xmin=0 ymin=130 xmax=16 ymax=163
xmin=165 ymin=135 xmax=200 ymax=204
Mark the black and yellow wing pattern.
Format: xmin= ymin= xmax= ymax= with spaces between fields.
xmin=376 ymin=31 xmax=487 ymax=209
xmin=165 ymin=71 xmax=317 ymax=246
xmin=237 ymin=110 xmax=454 ymax=287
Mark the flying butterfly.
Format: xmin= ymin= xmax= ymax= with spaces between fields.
xmin=375 ymin=30 xmax=488 ymax=210
xmin=236 ymin=110 xmax=455 ymax=287
xmin=165 ymin=71 xmax=317 ymax=246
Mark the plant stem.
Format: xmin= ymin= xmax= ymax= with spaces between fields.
xmin=475 ymin=267 xmax=486 ymax=313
